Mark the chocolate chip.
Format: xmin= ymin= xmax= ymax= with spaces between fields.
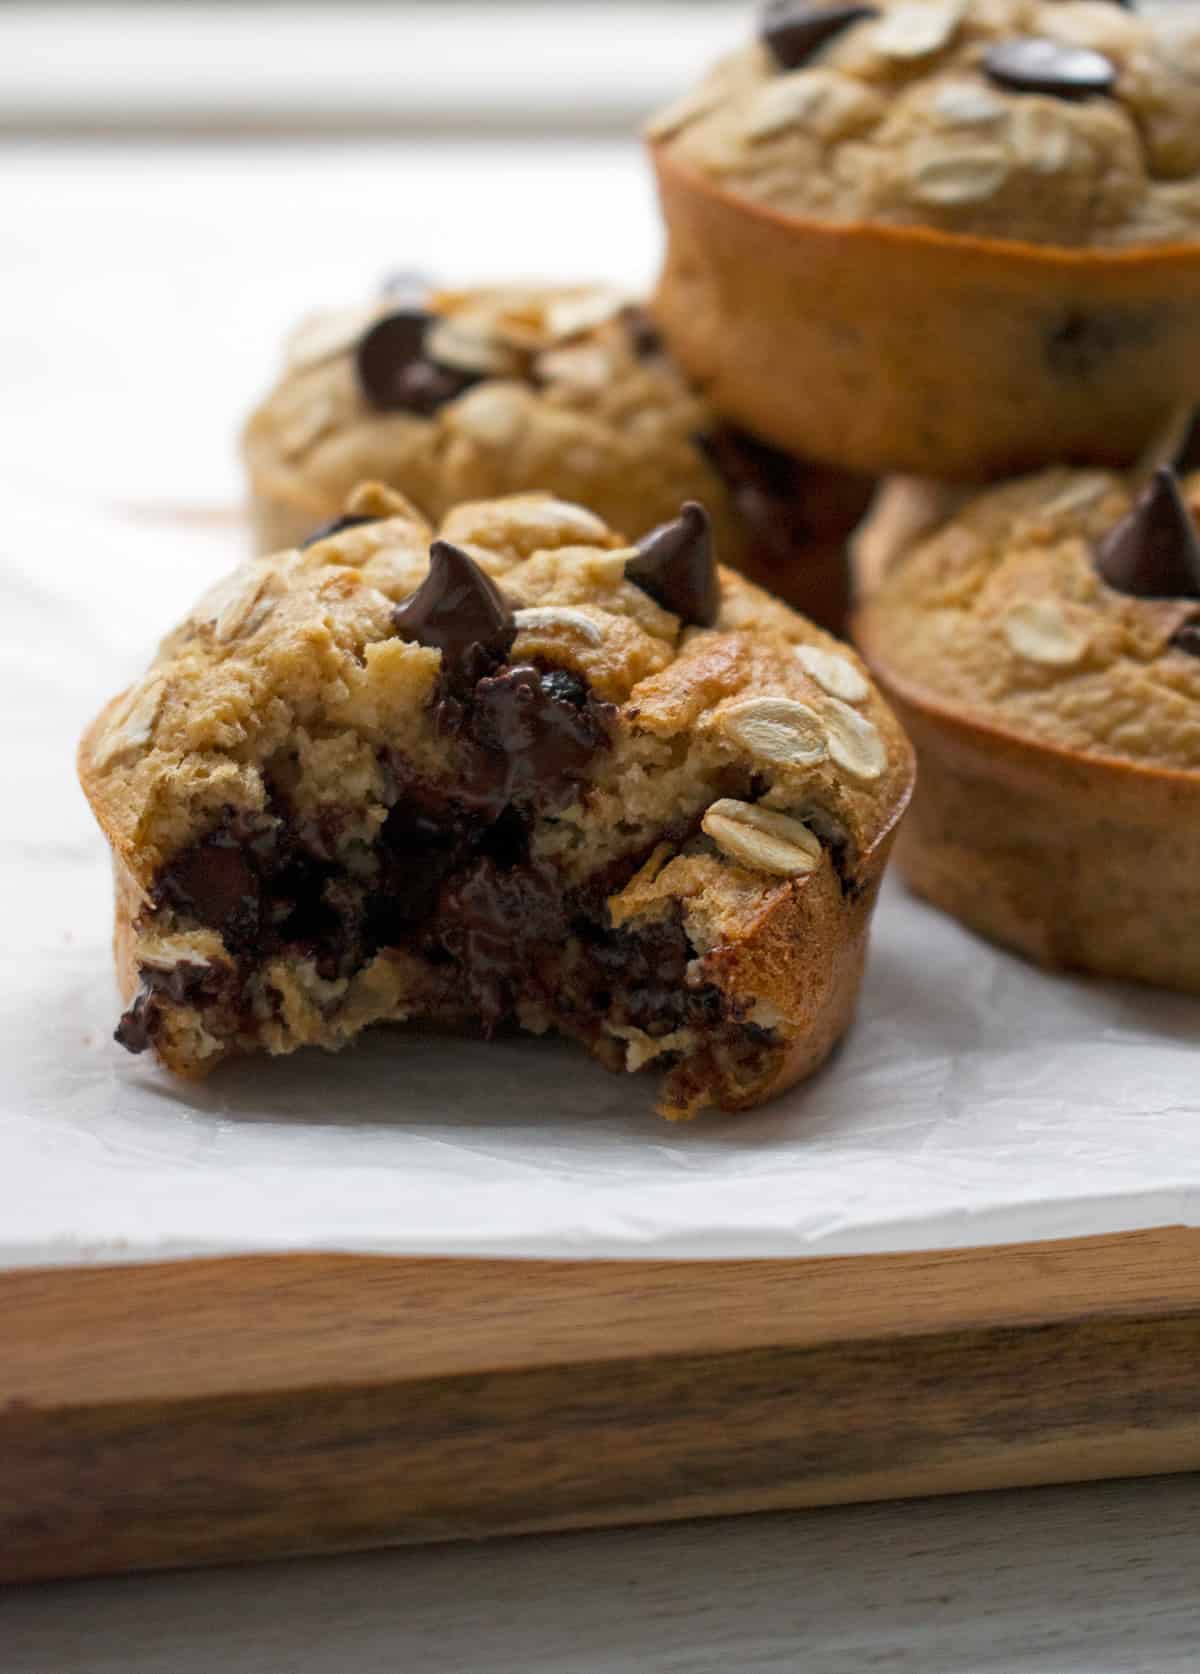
xmin=157 ymin=837 xmax=261 ymax=942
xmin=468 ymin=665 xmax=610 ymax=808
xmin=437 ymin=663 xmax=613 ymax=820
xmin=625 ymin=502 xmax=720 ymax=627
xmin=621 ymin=305 xmax=663 ymax=361
xmin=114 ymin=955 xmax=239 ymax=1055
xmin=300 ymin=513 xmax=376 ymax=550
xmin=114 ymin=990 xmax=154 ymax=1054
xmin=759 ymin=0 xmax=879 ymax=69
xmin=984 ymin=38 xmax=1116 ymax=100
xmin=393 ymin=540 xmax=517 ymax=682
xmin=1094 ymin=467 xmax=1200 ymax=601
xmin=588 ymin=902 xmax=722 ymax=1037
xmin=1170 ymin=621 xmax=1200 ymax=658
xmin=355 ymin=309 xmax=479 ymax=415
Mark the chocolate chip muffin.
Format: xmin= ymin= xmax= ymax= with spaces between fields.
xmin=649 ymin=0 xmax=1200 ymax=478
xmin=78 ymin=484 xmax=913 ymax=1119
xmin=856 ymin=455 xmax=1200 ymax=990
xmin=242 ymin=281 xmax=872 ymax=632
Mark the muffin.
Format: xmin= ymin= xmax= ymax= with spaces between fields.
xmin=851 ymin=476 xmax=975 ymax=599
xmin=242 ymin=280 xmax=873 ymax=631
xmin=649 ymin=0 xmax=1200 ymax=479
xmin=851 ymin=406 xmax=1200 ymax=599
xmin=856 ymin=462 xmax=1200 ymax=990
xmin=79 ymin=484 xmax=913 ymax=1119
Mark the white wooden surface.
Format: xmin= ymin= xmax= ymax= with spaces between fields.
xmin=7 ymin=1476 xmax=1200 ymax=1671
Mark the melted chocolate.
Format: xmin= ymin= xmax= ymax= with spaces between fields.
xmin=115 ymin=957 xmax=238 ymax=1055
xmin=154 ymin=818 xmax=268 ymax=949
xmin=456 ymin=665 xmax=612 ymax=815
xmin=123 ymin=641 xmax=768 ymax=1073
xmin=587 ymin=906 xmax=722 ymax=1038
xmin=1094 ymin=467 xmax=1200 ymax=601
xmin=426 ymin=664 xmax=614 ymax=821
xmin=393 ymin=541 xmax=517 ymax=684
xmin=625 ymin=502 xmax=720 ymax=627
xmin=436 ymin=857 xmax=568 ymax=1028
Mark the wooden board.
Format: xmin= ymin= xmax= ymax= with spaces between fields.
xmin=5 ymin=1226 xmax=1200 ymax=1584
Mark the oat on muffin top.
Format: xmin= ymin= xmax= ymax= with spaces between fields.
xmin=88 ymin=484 xmax=908 ymax=881
xmin=244 ymin=284 xmax=704 ymax=536
xmin=861 ymin=460 xmax=1200 ymax=769
xmin=649 ymin=0 xmax=1200 ymax=247
xmin=242 ymin=279 xmax=871 ymax=596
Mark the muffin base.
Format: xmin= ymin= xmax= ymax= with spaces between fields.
xmin=856 ymin=651 xmax=1200 ymax=993
xmin=651 ymin=147 xmax=1200 ymax=482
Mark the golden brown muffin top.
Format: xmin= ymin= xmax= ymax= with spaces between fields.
xmin=81 ymin=484 xmax=912 ymax=902
xmin=650 ymin=0 xmax=1200 ymax=248
xmin=860 ymin=462 xmax=1200 ymax=770
xmin=242 ymin=281 xmax=812 ymax=577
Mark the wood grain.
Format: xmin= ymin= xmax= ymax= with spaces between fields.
xmin=5 ymin=1226 xmax=1200 ymax=1584
xmin=11 ymin=1475 xmax=1200 ymax=1674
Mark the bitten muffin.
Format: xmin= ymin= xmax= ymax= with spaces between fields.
xmin=78 ymin=485 xmax=912 ymax=1120
xmin=856 ymin=460 xmax=1200 ymax=991
xmin=649 ymin=0 xmax=1200 ymax=478
xmin=242 ymin=280 xmax=872 ymax=631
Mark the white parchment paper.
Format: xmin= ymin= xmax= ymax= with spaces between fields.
xmin=3 ymin=479 xmax=1199 ymax=1270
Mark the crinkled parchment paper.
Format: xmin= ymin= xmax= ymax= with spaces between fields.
xmin=3 ymin=481 xmax=1197 ymax=1268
